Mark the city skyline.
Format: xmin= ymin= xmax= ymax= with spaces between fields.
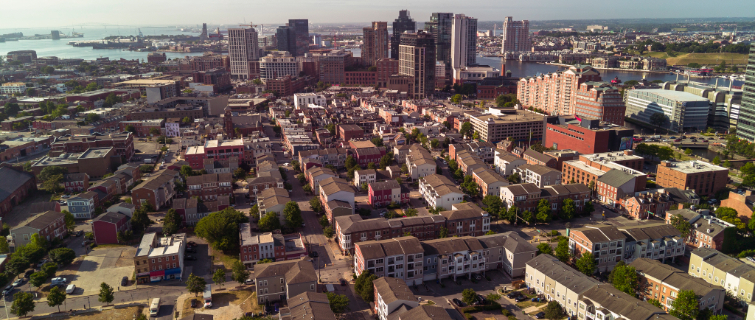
xmin=3 ymin=0 xmax=755 ymax=29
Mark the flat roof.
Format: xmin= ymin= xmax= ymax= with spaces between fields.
xmin=583 ymin=151 xmax=643 ymax=163
xmin=630 ymin=89 xmax=710 ymax=102
xmin=665 ymin=160 xmax=728 ymax=174
xmin=472 ymin=110 xmax=546 ymax=124
xmin=205 ymin=139 xmax=244 ymax=148
xmin=565 ymin=160 xmax=607 ymax=176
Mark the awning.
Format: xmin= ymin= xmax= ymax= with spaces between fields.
xmin=150 ymin=270 xmax=165 ymax=277
xmin=165 ymin=268 xmax=181 ymax=275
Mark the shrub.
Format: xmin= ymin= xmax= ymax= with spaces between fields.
xmin=501 ymin=309 xmax=511 ymax=316
xmin=508 ymin=316 xmax=517 ymax=320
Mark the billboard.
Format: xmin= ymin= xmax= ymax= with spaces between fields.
xmin=619 ymin=136 xmax=633 ymax=151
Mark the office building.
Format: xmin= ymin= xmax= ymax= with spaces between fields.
xmin=501 ymin=17 xmax=530 ymax=53
xmin=469 ymin=109 xmax=548 ymax=143
xmin=260 ymin=51 xmax=299 ymax=80
xmin=625 ymin=89 xmax=710 ymax=132
xmin=450 ymin=14 xmax=477 ymax=82
xmin=391 ymin=10 xmax=416 ymax=59
xmin=575 ymin=82 xmax=626 ymax=126
xmin=276 ymin=26 xmax=296 ymax=54
xmin=544 ymin=116 xmax=634 ymax=154
xmin=737 ymin=44 xmax=755 ymax=141
xmin=227 ymin=28 xmax=259 ymax=80
xmin=318 ymin=50 xmax=352 ymax=85
xmin=655 ymin=160 xmax=728 ymax=197
xmin=289 ymin=19 xmax=310 ymax=56
xmin=518 ymin=65 xmax=602 ymax=116
xmin=363 ymin=22 xmax=389 ymax=67
xmin=662 ymin=80 xmax=742 ymax=130
xmin=424 ymin=13 xmax=453 ymax=67
xmin=399 ymin=31 xmax=436 ymax=98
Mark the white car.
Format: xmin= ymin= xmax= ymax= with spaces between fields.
xmin=65 ymin=284 xmax=76 ymax=294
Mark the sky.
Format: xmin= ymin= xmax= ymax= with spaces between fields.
xmin=3 ymin=0 xmax=755 ymax=28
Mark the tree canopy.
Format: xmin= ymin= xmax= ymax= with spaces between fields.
xmin=669 ymin=290 xmax=700 ymax=320
xmin=576 ymin=252 xmax=597 ymax=276
xmin=195 ymin=207 xmax=248 ymax=252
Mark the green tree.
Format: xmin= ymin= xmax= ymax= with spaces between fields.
xmin=131 ymin=207 xmax=153 ymax=234
xmin=439 ymin=226 xmax=448 ymax=238
xmin=63 ymin=210 xmax=75 ymax=232
xmin=521 ymin=210 xmax=534 ymax=224
xmin=149 ymin=127 xmax=160 ymax=136
xmin=10 ymin=292 xmax=35 ymax=317
xmin=30 ymin=233 xmax=48 ymax=249
xmin=544 ymin=301 xmax=565 ymax=320
xmin=3 ymin=103 xmax=20 ymax=116
xmin=232 ymin=260 xmax=249 ymax=284
xmin=162 ymin=209 xmax=182 ymax=235
xmin=0 ymin=236 xmax=8 ymax=254
xmin=326 ymin=292 xmax=351 ymax=317
xmin=462 ymin=288 xmax=477 ymax=306
xmin=536 ymin=199 xmax=552 ymax=223
xmin=258 ymin=211 xmax=282 ymax=232
xmin=555 ymin=238 xmax=571 ymax=263
xmin=561 ymin=198 xmax=576 ymax=220
xmin=180 ymin=165 xmax=194 ymax=177
xmin=47 ymin=286 xmax=66 ymax=312
xmin=537 ymin=243 xmax=553 ymax=255
xmin=609 ymin=262 xmax=639 ymax=295
xmin=310 ymin=197 xmax=323 ymax=213
xmin=186 ymin=273 xmax=207 ymax=296
xmin=284 ymin=201 xmax=304 ymax=228
xmin=669 ymin=290 xmax=700 ymax=320
xmin=650 ymin=112 xmax=668 ymax=127
xmin=213 ymin=269 xmax=226 ymax=287
xmin=98 ymin=282 xmax=115 ymax=306
xmin=670 ymin=214 xmax=692 ymax=237
xmin=712 ymin=156 xmax=721 ymax=165
xmin=507 ymin=172 xmax=521 ymax=184
xmin=583 ymin=201 xmax=594 ymax=215
xmin=30 ymin=271 xmax=47 ymax=288
xmin=485 ymin=230 xmax=496 ymax=235
xmin=345 ymin=156 xmax=356 ymax=169
xmin=460 ymin=122 xmax=473 ymax=138
xmin=473 ymin=131 xmax=480 ymax=140
xmin=576 ymin=252 xmax=597 ymax=276
xmin=401 ymin=164 xmax=408 ymax=173
xmin=482 ymin=195 xmax=503 ymax=216
xmin=5 ymin=255 xmax=29 ymax=275
xmin=85 ymin=82 xmax=99 ymax=91
xmin=194 ymin=207 xmax=249 ymax=251
xmin=323 ymin=226 xmax=334 ymax=238
xmin=647 ymin=299 xmax=663 ymax=308
xmin=354 ymin=271 xmax=378 ymax=301
xmin=379 ymin=154 xmax=393 ymax=169
xmin=38 ymin=166 xmax=68 ymax=182
xmin=451 ymin=94 xmax=463 ymax=104
xmin=715 ymin=207 xmax=746 ymax=229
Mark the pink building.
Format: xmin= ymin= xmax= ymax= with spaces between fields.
xmin=517 ymin=65 xmax=602 ymax=116
xmin=368 ymin=180 xmax=410 ymax=207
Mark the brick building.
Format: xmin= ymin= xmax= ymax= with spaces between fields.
xmin=544 ymin=116 xmax=634 ymax=154
xmin=630 ymin=258 xmax=725 ymax=313
xmin=568 ymin=224 xmax=626 ymax=273
xmin=92 ymin=212 xmax=130 ymax=245
xmin=500 ymin=183 xmax=591 ymax=218
xmin=368 ymin=180 xmax=410 ymax=207
xmin=186 ymin=173 xmax=233 ymax=201
xmin=9 ymin=210 xmax=66 ymax=250
xmin=49 ymin=133 xmax=134 ymax=160
xmin=562 ymin=150 xmax=646 ymax=192
xmin=134 ymin=233 xmax=186 ymax=283
xmin=575 ymin=82 xmax=626 ymax=126
xmin=655 ymin=160 xmax=728 ymax=197
xmin=338 ymin=124 xmax=364 ymax=141
xmin=476 ymin=76 xmax=519 ymax=99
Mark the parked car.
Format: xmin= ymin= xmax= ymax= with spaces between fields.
xmin=477 ymin=294 xmax=486 ymax=304
xmin=11 ymin=279 xmax=23 ymax=287
xmin=65 ymin=284 xmax=76 ymax=294
xmin=340 ymin=279 xmax=347 ymax=286
xmin=23 ymin=270 xmax=34 ymax=278
xmin=452 ymin=298 xmax=466 ymax=307
xmin=245 ymin=279 xmax=254 ymax=285
xmin=75 ymin=230 xmax=84 ymax=237
xmin=535 ymin=312 xmax=545 ymax=319
xmin=51 ymin=277 xmax=66 ymax=287
xmin=186 ymin=248 xmax=196 ymax=253
xmin=514 ymin=295 xmax=528 ymax=302
xmin=506 ymin=292 xmax=521 ymax=299
xmin=185 ymin=255 xmax=197 ymax=261
xmin=121 ymin=276 xmax=128 ymax=286
xmin=191 ymin=299 xmax=198 ymax=308
xmin=2 ymin=286 xmax=12 ymax=296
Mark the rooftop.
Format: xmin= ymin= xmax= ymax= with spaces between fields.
xmin=662 ymin=160 xmax=728 ymax=174
xmin=630 ymin=89 xmax=710 ymax=102
xmin=472 ymin=110 xmax=546 ymax=124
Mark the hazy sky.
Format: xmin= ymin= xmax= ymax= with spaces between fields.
xmin=5 ymin=0 xmax=755 ymax=28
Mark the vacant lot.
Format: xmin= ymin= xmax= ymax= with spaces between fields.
xmin=640 ymin=52 xmax=748 ymax=66
xmin=51 ymin=306 xmax=145 ymax=320
xmin=181 ymin=290 xmax=260 ymax=320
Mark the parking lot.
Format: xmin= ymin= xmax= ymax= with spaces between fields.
xmin=59 ymin=247 xmax=135 ymax=295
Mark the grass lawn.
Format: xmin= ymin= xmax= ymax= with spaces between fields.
xmin=634 ymin=52 xmax=748 ymax=66
xmin=212 ymin=251 xmax=241 ymax=269
xmin=516 ymin=300 xmax=546 ymax=309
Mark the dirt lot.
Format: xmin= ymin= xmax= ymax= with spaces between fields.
xmin=50 ymin=306 xmax=145 ymax=320
xmin=180 ymin=290 xmax=260 ymax=320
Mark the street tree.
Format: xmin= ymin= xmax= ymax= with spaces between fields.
xmin=536 ymin=199 xmax=552 ymax=223
xmin=232 ymin=260 xmax=249 ymax=284
xmin=555 ymin=238 xmax=571 ymax=263
xmin=30 ymin=271 xmax=47 ymax=288
xmin=98 ymin=282 xmax=115 ymax=306
xmin=186 ymin=273 xmax=207 ymax=296
xmin=354 ymin=271 xmax=378 ymax=302
xmin=576 ymin=252 xmax=597 ymax=276
xmin=561 ymin=198 xmax=576 ymax=220
xmin=63 ymin=210 xmax=76 ymax=232
xmin=180 ymin=165 xmax=195 ymax=177
xmin=670 ymin=290 xmax=700 ymax=320
xmin=213 ymin=269 xmax=226 ymax=287
xmin=326 ymin=292 xmax=350 ymax=317
xmin=544 ymin=301 xmax=565 ymax=320
xmin=10 ymin=292 xmax=35 ymax=317
xmin=195 ymin=207 xmax=248 ymax=252
xmin=650 ymin=112 xmax=668 ymax=128
xmin=609 ymin=262 xmax=639 ymax=295
xmin=47 ymin=286 xmax=66 ymax=312
xmin=462 ymin=288 xmax=477 ymax=306
xmin=482 ymin=195 xmax=503 ymax=216
xmin=460 ymin=122 xmax=473 ymax=138
xmin=310 ymin=197 xmax=323 ymax=213
xmin=162 ymin=209 xmax=182 ymax=235
xmin=537 ymin=243 xmax=553 ymax=255
xmin=521 ymin=210 xmax=534 ymax=224
xmin=258 ymin=211 xmax=282 ymax=232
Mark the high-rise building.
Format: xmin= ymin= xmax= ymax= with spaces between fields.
xmin=227 ymin=28 xmax=259 ymax=80
xmin=517 ymin=65 xmax=602 ymax=116
xmin=362 ymin=22 xmax=389 ymax=67
xmin=399 ymin=31 xmax=436 ymax=99
xmin=451 ymin=14 xmax=477 ymax=70
xmin=260 ymin=51 xmax=299 ymax=80
xmin=391 ymin=10 xmax=416 ymax=60
xmin=737 ymin=44 xmax=755 ymax=141
xmin=289 ymin=19 xmax=310 ymax=56
xmin=501 ymin=16 xmax=530 ymax=53
xmin=317 ymin=50 xmax=352 ymax=85
xmin=200 ymin=23 xmax=208 ymax=42
xmin=575 ymin=82 xmax=626 ymax=126
xmin=276 ymin=26 xmax=296 ymax=54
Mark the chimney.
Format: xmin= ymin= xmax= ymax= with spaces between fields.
xmin=501 ymin=62 xmax=506 ymax=77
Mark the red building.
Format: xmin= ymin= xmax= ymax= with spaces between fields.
xmin=476 ymin=76 xmax=519 ymax=99
xmin=575 ymin=82 xmax=626 ymax=126
xmin=49 ymin=133 xmax=135 ymax=160
xmin=92 ymin=212 xmax=130 ymax=244
xmin=264 ymin=76 xmax=312 ymax=96
xmin=118 ymin=120 xmax=164 ymax=137
xmin=544 ymin=116 xmax=634 ymax=154
xmin=517 ymin=65 xmax=602 ymax=115
xmin=354 ymin=147 xmax=385 ymax=167
xmin=368 ymin=180 xmax=410 ymax=207
xmin=338 ymin=124 xmax=364 ymax=141
xmin=345 ymin=71 xmax=377 ymax=86
xmin=0 ymin=166 xmax=37 ymax=218
xmin=191 ymin=68 xmax=232 ymax=93
xmin=376 ymin=58 xmax=399 ymax=88
xmin=64 ymin=89 xmax=140 ymax=104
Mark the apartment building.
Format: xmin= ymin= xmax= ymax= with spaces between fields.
xmin=307 ymin=167 xmax=337 ymax=191
xmin=440 ymin=202 xmax=490 ymax=237
xmin=471 ymin=168 xmax=509 ymax=197
xmin=422 ymin=237 xmax=486 ymax=281
xmin=354 ymin=236 xmax=425 ymax=285
xmin=260 ymin=51 xmax=298 ymax=80
xmin=9 ymin=211 xmax=66 ymax=250
xmin=133 ymin=233 xmax=186 ymax=283
xmin=500 ymin=183 xmax=591 ymax=218
xmin=258 ymin=188 xmax=291 ymax=226
xmin=494 ymin=150 xmax=527 ymax=176
xmin=298 ymin=148 xmax=349 ymax=170
xmin=568 ymin=224 xmax=626 ymax=273
xmin=631 ymin=258 xmax=725 ymax=313
xmin=362 ymin=22 xmax=389 ymax=66
xmin=406 ymin=144 xmax=436 ymax=180
xmin=227 ymin=28 xmax=259 ymax=80
xmin=131 ymin=170 xmax=180 ymax=210
xmin=656 ymin=160 xmax=728 ymax=197
xmin=418 ymin=174 xmax=464 ymax=210
xmin=500 ymin=16 xmax=530 ymax=53
xmin=252 ymin=258 xmax=318 ymax=304
xmin=517 ymin=65 xmax=602 ymax=116
xmin=239 ymin=225 xmax=285 ymax=268
xmin=320 ymin=177 xmax=355 ymax=222
xmin=368 ymin=180 xmax=410 ymax=207
xmin=525 ymin=254 xmax=601 ymax=318
xmin=618 ymin=223 xmax=685 ymax=264
xmin=457 ymin=151 xmax=486 ymax=175
xmin=562 ymin=150 xmax=646 ymax=194
xmin=577 ymin=284 xmax=675 ymax=320
xmin=689 ymin=248 xmax=755 ymax=306
xmin=279 ymin=292 xmax=337 ymax=320
xmin=523 ymin=149 xmax=558 ymax=169
xmin=186 ymin=173 xmax=233 ymax=201
xmin=514 ymin=164 xmax=562 ymax=187
xmin=373 ymin=277 xmax=419 ymax=320
xmin=294 ymin=93 xmax=326 ymax=109
xmin=575 ymin=82 xmax=626 ymax=126
xmin=398 ymin=31 xmax=436 ymax=98
xmin=469 ymin=109 xmax=548 ymax=143
xmin=596 ymin=169 xmax=640 ymax=208
xmin=625 ymin=89 xmax=709 ymax=132
xmin=664 ymin=209 xmax=735 ymax=251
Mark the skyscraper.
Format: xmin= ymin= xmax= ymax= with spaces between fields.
xmin=288 ymin=19 xmax=310 ymax=56
xmin=227 ymin=28 xmax=259 ymax=80
xmin=451 ymin=14 xmax=477 ymax=70
xmin=391 ymin=10 xmax=416 ymax=59
xmin=200 ymin=23 xmax=208 ymax=42
xmin=737 ymin=44 xmax=755 ymax=141
xmin=501 ymin=16 xmax=531 ymax=53
xmin=276 ymin=26 xmax=296 ymax=53
xmin=363 ymin=22 xmax=389 ymax=67
xmin=399 ymin=31 xmax=436 ymax=98
xmin=424 ymin=13 xmax=453 ymax=66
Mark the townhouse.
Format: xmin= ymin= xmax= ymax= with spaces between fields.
xmin=476 ymin=232 xmax=537 ymax=277
xmin=172 ymin=198 xmax=203 ymax=226
xmin=131 ymin=170 xmax=180 ymax=210
xmin=418 ymin=174 xmax=464 ymax=210
xmin=689 ymin=248 xmax=755 ymax=306
xmin=597 ymin=169 xmax=643 ymax=209
xmin=368 ymin=180 xmax=410 ymax=207
xmin=239 ymin=225 xmax=285 ymax=268
xmin=279 ymin=292 xmax=337 ymax=320
xmin=133 ymin=233 xmax=186 ymax=283
xmin=494 ymin=150 xmax=526 ymax=176
xmin=568 ymin=224 xmax=626 ymax=273
xmin=618 ymin=224 xmax=685 ymax=264
xmin=257 ymin=188 xmax=291 ymax=226
xmin=373 ymin=277 xmax=419 ymax=320
xmin=393 ymin=305 xmax=454 ymax=320
xmin=471 ymin=168 xmax=509 ymax=197
xmin=186 ymin=173 xmax=233 ymax=201
xmin=252 ymin=258 xmax=317 ymax=304
xmin=319 ymin=177 xmax=355 ymax=223
xmin=297 ymin=148 xmax=349 ymax=170
xmin=307 ymin=167 xmax=337 ymax=191
xmin=514 ymin=164 xmax=562 ymax=187
xmin=630 ymin=258 xmax=725 ymax=313
xmin=247 ymin=176 xmax=284 ymax=199
xmin=354 ymin=237 xmax=425 ymax=285
xmin=439 ymin=202 xmax=491 ymax=237
xmin=450 ymin=142 xmax=495 ymax=163
xmin=406 ymin=144 xmax=436 ymax=180
xmin=394 ymin=145 xmax=411 ymax=164
xmin=92 ymin=211 xmax=130 ymax=245
xmin=335 ymin=214 xmax=445 ymax=254
xmin=66 ymin=191 xmax=99 ymax=219
xmin=665 ymin=209 xmax=735 ymax=251
xmin=456 ymin=150 xmax=487 ymax=175
xmin=500 ymin=183 xmax=591 ymax=218
xmin=562 ymin=151 xmax=647 ymax=193
xmin=9 ymin=210 xmax=67 ymax=251
xmin=577 ymin=284 xmax=676 ymax=320
xmin=63 ymin=173 xmax=89 ymax=193
xmin=523 ymin=149 xmax=558 ymax=169
xmin=88 ymin=179 xmax=117 ymax=205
